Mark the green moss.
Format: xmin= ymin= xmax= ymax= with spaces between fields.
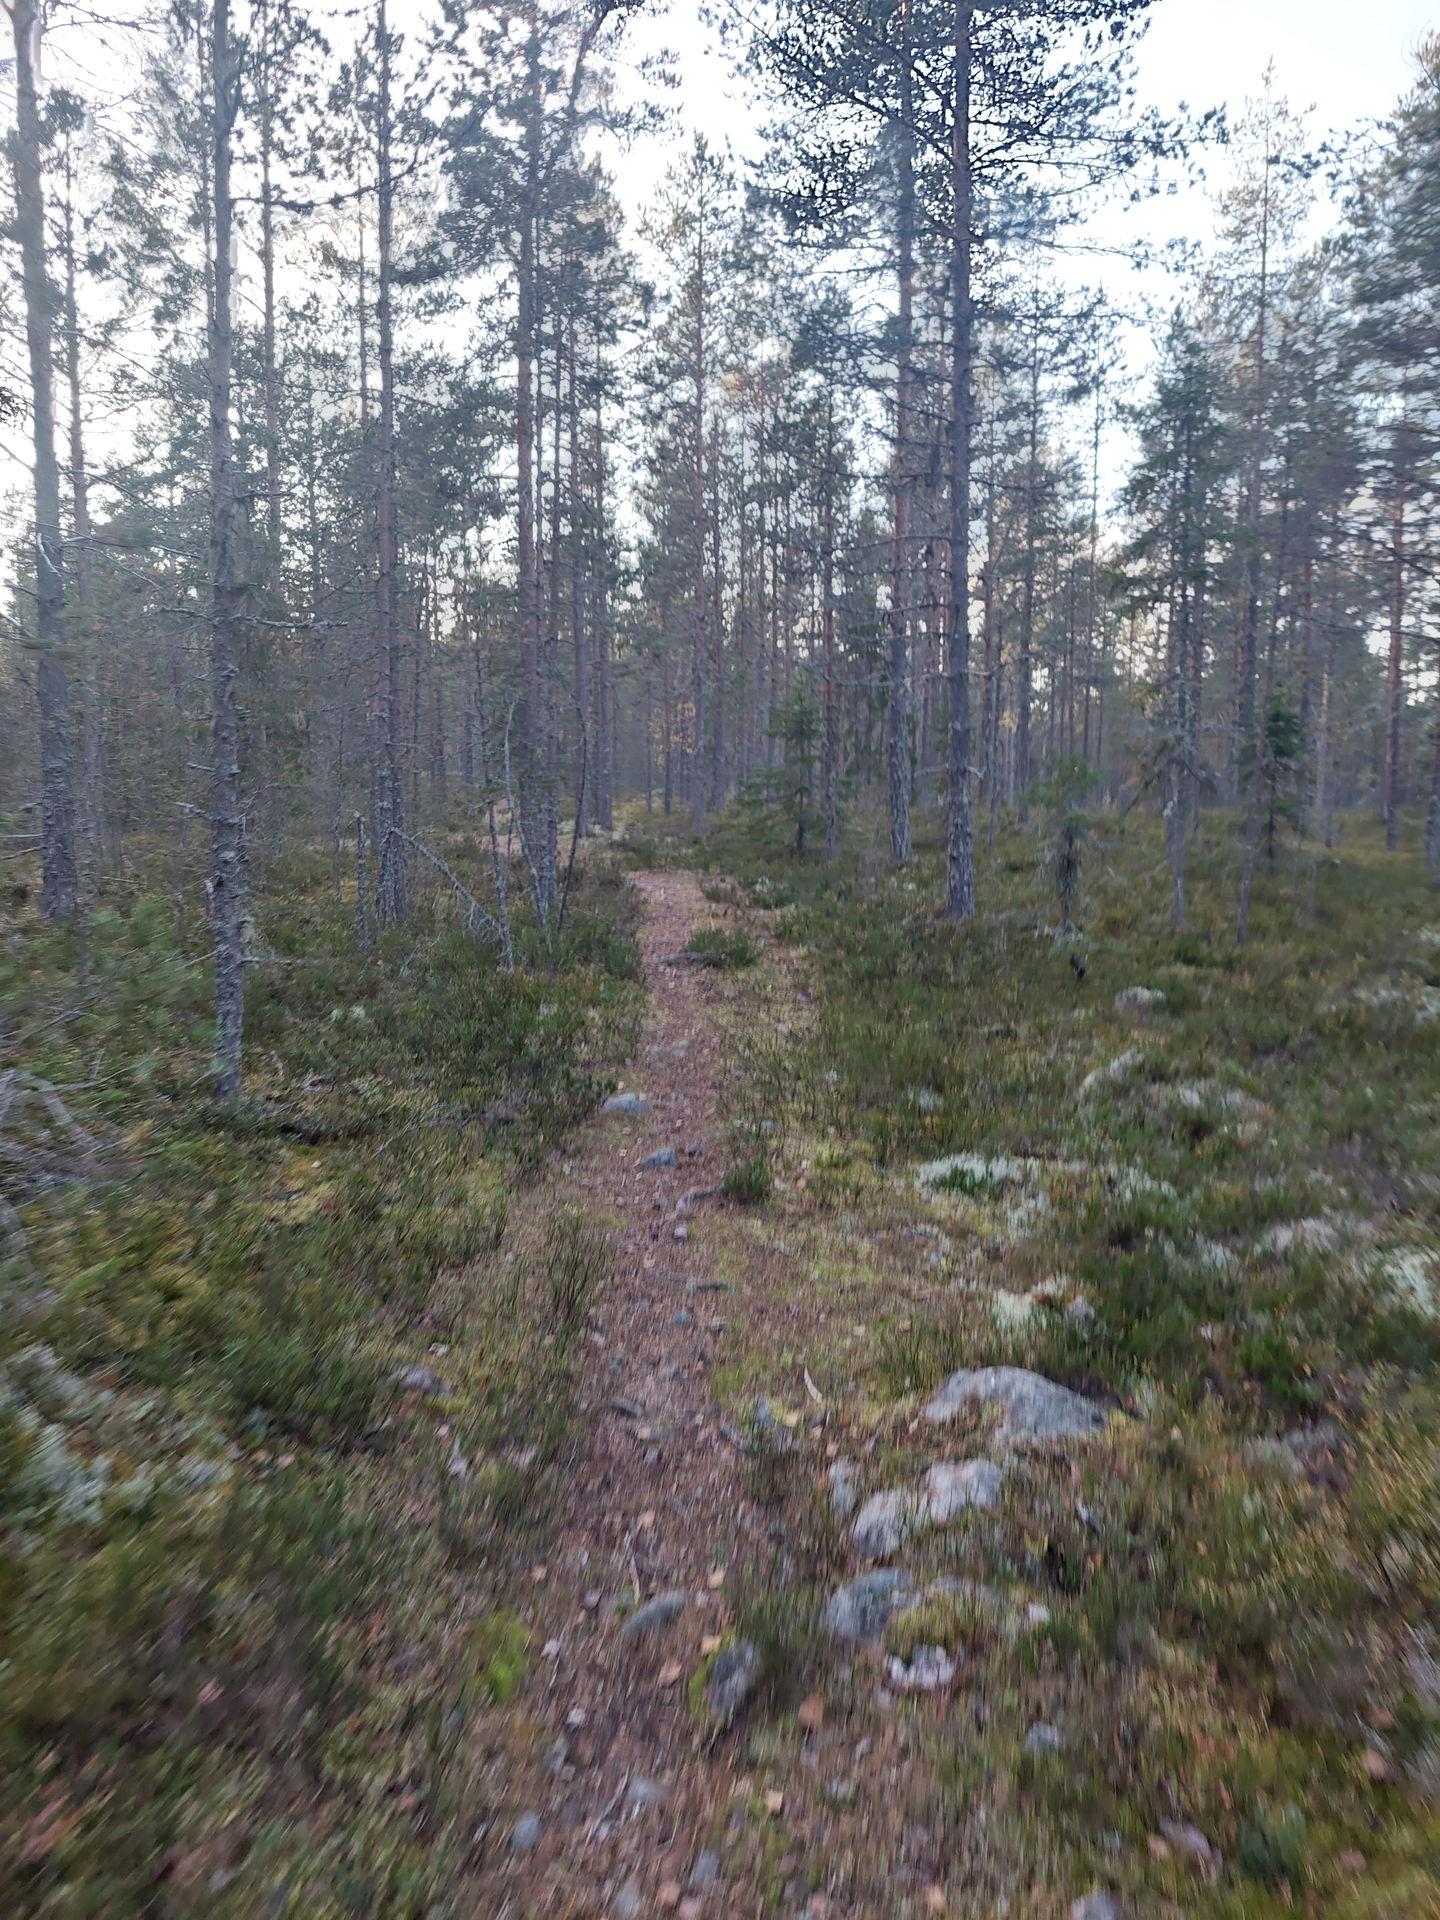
xmin=471 ymin=1609 xmax=530 ymax=1706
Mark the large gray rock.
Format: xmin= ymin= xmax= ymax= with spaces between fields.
xmin=828 ymin=1457 xmax=860 ymax=1519
xmin=850 ymin=1459 xmax=1002 ymax=1561
xmin=639 ymin=1146 xmax=678 ymax=1169
xmin=824 ymin=1569 xmax=915 ymax=1642
xmin=923 ymin=1366 xmax=1108 ymax=1442
xmin=923 ymin=1458 xmax=1003 ymax=1519
xmin=851 ymin=1488 xmax=917 ymax=1560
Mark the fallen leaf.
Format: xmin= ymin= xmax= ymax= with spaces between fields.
xmin=706 ymin=1567 xmax=725 ymax=1589
xmin=678 ymin=1901 xmax=704 ymax=1920
xmin=638 ymin=1509 xmax=656 ymax=1530
xmin=1147 ymin=1836 xmax=1172 ymax=1862
xmin=657 ymin=1880 xmax=682 ymax=1910
xmin=658 ymin=1660 xmax=683 ymax=1686
xmin=763 ymin=1788 xmax=784 ymax=1816
xmin=1339 ymin=1850 xmax=1368 ymax=1874
xmin=798 ymin=1694 xmax=825 ymax=1733
xmin=923 ymin=1890 xmax=947 ymax=1915
xmin=701 ymin=1634 xmax=723 ymax=1656
xmin=1362 ymin=1749 xmax=1390 ymax=1782
xmin=531 ymin=1564 xmax=548 ymax=1583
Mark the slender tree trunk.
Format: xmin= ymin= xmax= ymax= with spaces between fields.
xmin=1235 ymin=160 xmax=1271 ymax=799
xmin=1426 ymin=645 xmax=1440 ymax=873
xmin=822 ymin=399 xmax=838 ymax=861
xmin=945 ymin=1 xmax=975 ymax=920
xmin=208 ymin=0 xmax=245 ymax=1096
xmin=514 ymin=12 xmax=556 ymax=919
xmin=1314 ymin=616 xmax=1334 ymax=851
xmin=61 ymin=137 xmax=101 ymax=902
xmin=689 ymin=214 xmax=708 ymax=834
xmin=1385 ymin=482 xmax=1406 ymax=851
xmin=592 ymin=354 xmax=613 ymax=830
xmin=12 ymin=0 xmax=76 ymax=919
xmin=258 ymin=1 xmax=282 ymax=598
xmin=1016 ymin=321 xmax=1040 ymax=820
xmin=709 ymin=423 xmax=726 ymax=811
xmin=887 ymin=33 xmax=915 ymax=864
xmin=372 ymin=0 xmax=406 ymax=923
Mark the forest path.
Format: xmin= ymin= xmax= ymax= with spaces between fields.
xmin=468 ymin=868 xmax=791 ymax=1919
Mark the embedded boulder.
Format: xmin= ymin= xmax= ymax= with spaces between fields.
xmin=923 ymin=1366 xmax=1109 ymax=1442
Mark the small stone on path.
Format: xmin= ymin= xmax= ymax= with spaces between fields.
xmin=510 ymin=1811 xmax=542 ymax=1852
xmin=620 ymin=1590 xmax=686 ymax=1637
xmin=689 ymin=1850 xmax=721 ymax=1889
xmin=604 ymin=1093 xmax=650 ymax=1116
xmin=640 ymin=1146 xmax=679 ymax=1169
xmin=706 ymin=1640 xmax=758 ymax=1723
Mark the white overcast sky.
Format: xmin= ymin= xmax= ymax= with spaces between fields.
xmin=608 ymin=0 xmax=1438 ymax=225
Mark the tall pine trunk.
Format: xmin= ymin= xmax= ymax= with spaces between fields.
xmin=61 ymin=133 xmax=101 ymax=903
xmin=12 ymin=0 xmax=77 ymax=919
xmin=372 ymin=0 xmax=406 ymax=923
xmin=1384 ymin=480 xmax=1406 ymax=850
xmin=945 ymin=1 xmax=975 ymax=921
xmin=208 ymin=0 xmax=245 ymax=1096
xmin=689 ymin=219 xmax=708 ymax=834
xmin=887 ymin=43 xmax=915 ymax=864
xmin=822 ymin=399 xmax=838 ymax=861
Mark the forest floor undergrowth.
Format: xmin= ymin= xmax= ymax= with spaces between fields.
xmin=7 ymin=813 xmax=1440 ymax=1920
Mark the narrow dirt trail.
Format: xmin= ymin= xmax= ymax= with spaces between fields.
xmin=470 ymin=869 xmax=777 ymax=1918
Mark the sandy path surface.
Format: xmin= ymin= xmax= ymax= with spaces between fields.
xmin=466 ymin=870 xmax=783 ymax=1919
